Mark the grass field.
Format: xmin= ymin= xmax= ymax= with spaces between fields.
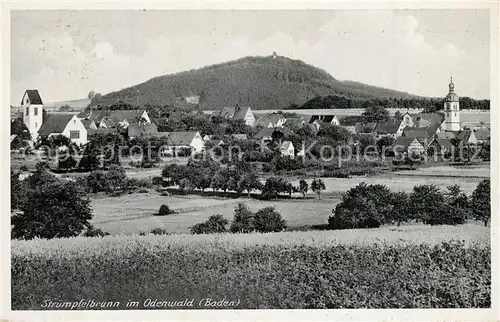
xmin=91 ymin=192 xmax=338 ymax=234
xmin=91 ymin=164 xmax=489 ymax=235
xmin=12 ymin=229 xmax=490 ymax=309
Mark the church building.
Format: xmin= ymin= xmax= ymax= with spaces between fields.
xmin=21 ymin=89 xmax=44 ymax=142
xmin=443 ymin=77 xmax=461 ymax=132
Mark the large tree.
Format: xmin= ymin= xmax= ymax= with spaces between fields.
xmin=11 ymin=172 xmax=93 ymax=240
xmin=470 ymin=179 xmax=490 ymax=226
xmin=362 ymin=105 xmax=390 ymax=122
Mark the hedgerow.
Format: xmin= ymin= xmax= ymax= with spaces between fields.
xmin=12 ymin=237 xmax=490 ymax=309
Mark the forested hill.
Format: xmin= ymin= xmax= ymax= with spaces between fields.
xmin=93 ymin=55 xmax=418 ymax=110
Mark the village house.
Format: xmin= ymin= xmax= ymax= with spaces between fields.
xmin=392 ymin=136 xmax=426 ymax=156
xmin=127 ymin=122 xmax=159 ymax=139
xmin=254 ymin=113 xmax=287 ymax=128
xmin=38 ymin=114 xmax=88 ymax=146
xmin=231 ymin=134 xmax=248 ymax=141
xmin=212 ymin=106 xmax=255 ymax=126
xmin=78 ymin=109 xmax=151 ymax=129
xmin=152 ymin=131 xmax=205 ymax=155
xmin=454 ymin=129 xmax=478 ymax=145
xmin=474 ymin=128 xmax=490 ymax=144
xmin=254 ymin=127 xmax=292 ymax=144
xmin=428 ymin=138 xmax=454 ymax=156
xmin=279 ymin=141 xmax=295 ymax=158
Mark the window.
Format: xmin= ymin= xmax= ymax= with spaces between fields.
xmin=34 ymin=107 xmax=38 ymax=116
xmin=26 ymin=107 xmax=29 ymax=116
xmin=69 ymin=131 xmax=80 ymax=139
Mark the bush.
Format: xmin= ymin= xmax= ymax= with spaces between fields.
xmin=329 ymin=182 xmax=395 ymax=229
xmin=157 ymin=204 xmax=175 ymax=216
xmin=11 ymin=238 xmax=491 ymax=309
xmin=19 ymin=165 xmax=29 ymax=172
xmin=190 ymin=214 xmax=228 ymax=234
xmin=230 ymin=203 xmax=254 ymax=233
xmin=253 ymin=207 xmax=287 ymax=233
xmin=83 ymin=226 xmax=110 ymax=237
xmin=152 ymin=176 xmax=165 ymax=187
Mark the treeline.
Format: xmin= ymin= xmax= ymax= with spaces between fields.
xmin=293 ymin=95 xmax=490 ymax=111
xmin=329 ymin=180 xmax=491 ymax=229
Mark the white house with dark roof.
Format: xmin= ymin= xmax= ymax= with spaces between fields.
xmin=212 ymin=106 xmax=255 ymax=126
xmin=21 ymin=90 xmax=44 ymax=142
xmin=38 ymin=114 xmax=88 ymax=145
xmin=280 ymin=141 xmax=295 ymax=158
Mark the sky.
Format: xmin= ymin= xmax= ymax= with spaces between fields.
xmin=10 ymin=10 xmax=490 ymax=104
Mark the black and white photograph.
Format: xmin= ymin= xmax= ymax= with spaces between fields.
xmin=2 ymin=2 xmax=498 ymax=320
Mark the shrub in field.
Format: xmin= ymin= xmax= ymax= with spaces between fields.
xmin=140 ymin=228 xmax=170 ymax=235
xmin=11 ymin=238 xmax=490 ymax=309
xmin=190 ymin=214 xmax=228 ymax=234
xmin=470 ymin=179 xmax=490 ymax=226
xmin=253 ymin=207 xmax=287 ymax=233
xmin=152 ymin=176 xmax=165 ymax=187
xmin=230 ymin=203 xmax=255 ymax=233
xmin=261 ymin=177 xmax=290 ymax=200
xmin=157 ymin=205 xmax=175 ymax=216
xmin=11 ymin=170 xmax=92 ymax=240
xmin=83 ymin=226 xmax=110 ymax=237
xmin=409 ymin=184 xmax=463 ymax=225
xmin=329 ymin=182 xmax=394 ymax=229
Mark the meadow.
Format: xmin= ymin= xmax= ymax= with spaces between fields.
xmin=91 ymin=164 xmax=489 ymax=235
xmin=12 ymin=230 xmax=490 ymax=309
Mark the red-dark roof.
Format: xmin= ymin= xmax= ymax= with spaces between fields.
xmin=21 ymin=90 xmax=43 ymax=105
xmin=38 ymin=114 xmax=73 ymax=136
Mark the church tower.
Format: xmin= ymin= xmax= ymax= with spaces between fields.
xmin=21 ymin=90 xmax=44 ymax=142
xmin=443 ymin=77 xmax=460 ymax=132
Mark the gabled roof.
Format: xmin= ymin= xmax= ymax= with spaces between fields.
xmin=21 ymin=90 xmax=43 ymax=105
xmin=128 ymin=122 xmax=158 ymax=137
xmin=87 ymin=128 xmax=113 ymax=136
xmin=38 ymin=114 xmax=74 ymax=136
xmin=149 ymin=131 xmax=200 ymax=146
xmin=411 ymin=113 xmax=444 ymax=127
xmin=339 ymin=115 xmax=367 ymax=126
xmin=474 ymin=129 xmax=490 ymax=141
xmin=393 ymin=137 xmax=419 ymax=149
xmin=254 ymin=113 xmax=286 ymax=127
xmin=231 ymin=134 xmax=248 ymax=140
xmin=374 ymin=121 xmax=400 ymax=134
xmin=254 ymin=127 xmax=292 ymax=139
xmin=81 ymin=119 xmax=97 ymax=130
xmin=107 ymin=110 xmax=146 ymax=123
xmin=455 ymin=129 xmax=476 ymax=142
xmin=309 ymin=115 xmax=337 ymax=123
xmin=214 ymin=106 xmax=252 ymax=120
xmin=402 ymin=127 xmax=430 ymax=139
xmin=436 ymin=132 xmax=455 ymax=139
xmin=233 ymin=107 xmax=252 ymax=120
xmin=431 ymin=138 xmax=454 ymax=150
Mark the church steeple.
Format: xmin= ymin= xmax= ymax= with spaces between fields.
xmin=449 ymin=76 xmax=455 ymax=92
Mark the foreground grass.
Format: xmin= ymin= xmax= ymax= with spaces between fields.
xmin=12 ymin=232 xmax=490 ymax=309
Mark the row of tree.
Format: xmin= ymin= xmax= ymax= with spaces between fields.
xmin=295 ymin=95 xmax=490 ymax=111
xmin=328 ymin=180 xmax=491 ymax=229
xmin=161 ymin=160 xmax=326 ymax=199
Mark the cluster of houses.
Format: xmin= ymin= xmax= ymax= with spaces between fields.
xmin=12 ymin=77 xmax=490 ymax=160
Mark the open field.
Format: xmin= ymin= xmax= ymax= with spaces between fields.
xmin=12 ymin=231 xmax=490 ymax=309
xmin=90 ymin=163 xmax=489 ymax=235
xmin=91 ymin=193 xmax=338 ymax=234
